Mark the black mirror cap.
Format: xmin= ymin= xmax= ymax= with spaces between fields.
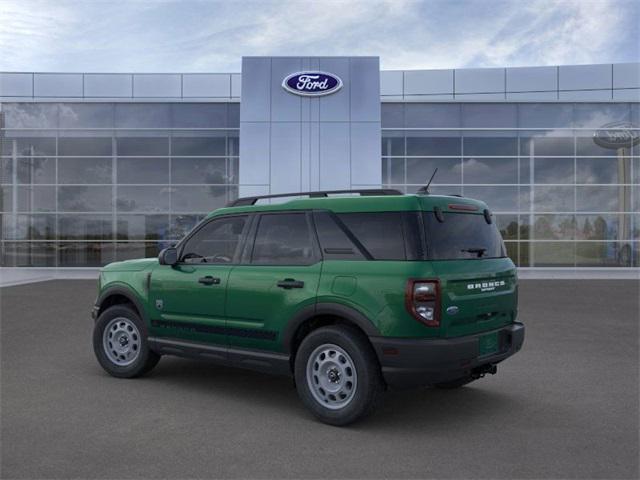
xmin=158 ymin=247 xmax=178 ymax=266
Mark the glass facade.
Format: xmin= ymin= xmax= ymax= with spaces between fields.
xmin=0 ymin=103 xmax=239 ymax=266
xmin=1 ymin=100 xmax=638 ymax=269
xmin=382 ymin=102 xmax=640 ymax=267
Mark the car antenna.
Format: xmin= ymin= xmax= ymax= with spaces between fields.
xmin=416 ymin=168 xmax=438 ymax=195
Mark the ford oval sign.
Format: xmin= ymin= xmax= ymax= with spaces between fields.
xmin=593 ymin=122 xmax=640 ymax=149
xmin=282 ymin=71 xmax=342 ymax=97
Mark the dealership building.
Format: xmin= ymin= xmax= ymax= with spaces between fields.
xmin=0 ymin=57 xmax=638 ymax=274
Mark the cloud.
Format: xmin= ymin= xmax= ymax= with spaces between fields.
xmin=0 ymin=0 xmax=637 ymax=72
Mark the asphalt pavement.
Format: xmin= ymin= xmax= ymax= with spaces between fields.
xmin=1 ymin=279 xmax=638 ymax=479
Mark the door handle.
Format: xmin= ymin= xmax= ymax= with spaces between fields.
xmin=198 ymin=276 xmax=221 ymax=285
xmin=277 ymin=278 xmax=305 ymax=289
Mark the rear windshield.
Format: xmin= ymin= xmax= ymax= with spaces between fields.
xmin=423 ymin=212 xmax=506 ymax=260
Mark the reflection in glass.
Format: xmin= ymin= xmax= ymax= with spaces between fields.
xmin=171 ymin=136 xmax=226 ymax=156
xmin=406 ymin=136 xmax=460 ymax=156
xmin=58 ymin=186 xmax=112 ymax=212
xmin=462 ymin=186 xmax=519 ymax=212
xmin=117 ymin=158 xmax=169 ymax=184
xmin=170 ymin=158 xmax=226 ymax=184
xmin=533 ymin=215 xmax=575 ymax=240
xmin=17 ymin=186 xmax=56 ymax=212
xmin=58 ymin=243 xmax=115 ymax=267
xmin=17 ymin=157 xmax=56 ymax=184
xmin=171 ymin=186 xmax=228 ymax=212
xmin=406 ymin=158 xmax=461 ymax=184
xmin=575 ymin=242 xmax=632 ymax=267
xmin=520 ymin=136 xmax=574 ymax=156
xmin=115 ymin=243 xmax=161 ymax=261
xmin=463 ymin=158 xmax=517 ymax=184
xmin=116 ymin=137 xmax=168 ymax=156
xmin=116 ymin=215 xmax=170 ymax=240
xmin=533 ymin=158 xmax=574 ymax=184
xmin=533 ymin=186 xmax=574 ymax=212
xmin=59 ymin=214 xmax=112 ymax=240
xmin=59 ymin=104 xmax=114 ymax=128
xmin=58 ymin=137 xmax=112 ymax=156
xmin=1 ymin=214 xmax=55 ymax=240
xmin=576 ymin=186 xmax=626 ymax=212
xmin=114 ymin=104 xmax=171 ymax=128
xmin=531 ymin=242 xmax=575 ymax=267
xmin=1 ymin=242 xmax=57 ymax=267
xmin=463 ymin=136 xmax=518 ymax=156
xmin=59 ymin=158 xmax=112 ymax=184
xmin=382 ymin=158 xmax=404 ymax=184
xmin=576 ymin=158 xmax=627 ymax=184
xmin=575 ymin=214 xmax=630 ymax=241
xmin=381 ymin=134 xmax=404 ymax=156
xmin=494 ymin=215 xmax=518 ymax=241
xmin=2 ymin=104 xmax=58 ymax=128
xmin=116 ymin=186 xmax=170 ymax=212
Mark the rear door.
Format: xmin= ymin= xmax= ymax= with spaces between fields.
xmin=423 ymin=211 xmax=517 ymax=338
xmin=225 ymin=211 xmax=322 ymax=352
xmin=148 ymin=214 xmax=250 ymax=346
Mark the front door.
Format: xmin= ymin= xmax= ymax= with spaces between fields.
xmin=149 ymin=214 xmax=250 ymax=347
xmin=226 ymin=212 xmax=322 ymax=352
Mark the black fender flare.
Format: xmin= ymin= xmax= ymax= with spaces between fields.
xmin=281 ymin=302 xmax=380 ymax=353
xmin=95 ymin=285 xmax=149 ymax=325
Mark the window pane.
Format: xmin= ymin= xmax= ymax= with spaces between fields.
xmin=59 ymin=104 xmax=114 ymax=128
xmin=58 ymin=137 xmax=112 ymax=156
xmin=381 ymin=103 xmax=404 ymax=128
xmin=573 ymin=103 xmax=630 ymax=128
xmin=1 ymin=158 xmax=12 ymax=183
xmin=116 ymin=186 xmax=169 ymax=212
xmin=383 ymin=158 xmax=404 ymax=184
xmin=171 ymin=158 xmax=227 ymax=184
xmin=520 ymin=135 xmax=574 ymax=156
xmin=381 ymin=133 xmax=404 ymax=156
xmin=533 ymin=158 xmax=574 ymax=184
xmin=575 ymin=242 xmax=632 ymax=267
xmin=338 ymin=212 xmax=407 ymax=260
xmin=462 ymin=104 xmax=517 ymax=128
xmin=576 ymin=214 xmax=631 ymax=241
xmin=462 ymin=186 xmax=520 ymax=212
xmin=463 ymin=136 xmax=518 ymax=156
xmin=59 ymin=214 xmax=112 ymax=240
xmin=116 ymin=137 xmax=168 ymax=156
xmin=114 ymin=104 xmax=171 ymax=128
xmin=406 ymin=158 xmax=461 ymax=185
xmin=494 ymin=215 xmax=519 ymax=241
xmin=406 ymin=135 xmax=461 ymax=156
xmin=171 ymin=104 xmax=227 ymax=128
xmin=531 ymin=242 xmax=575 ymax=267
xmin=576 ymin=158 xmax=629 ymax=184
xmin=117 ymin=158 xmax=169 ymax=184
xmin=533 ymin=186 xmax=574 ymax=212
xmin=1 ymin=242 xmax=57 ymax=267
xmin=116 ymin=215 xmax=170 ymax=240
xmin=58 ymin=186 xmax=112 ymax=212
xmin=252 ymin=213 xmax=313 ymax=265
xmin=1 ymin=214 xmax=56 ymax=240
xmin=171 ymin=186 xmax=228 ymax=212
xmin=576 ymin=135 xmax=621 ymax=157
xmin=58 ymin=242 xmax=115 ymax=267
xmin=463 ymin=158 xmax=518 ymax=184
xmin=8 ymin=137 xmax=56 ymax=156
xmin=171 ymin=136 xmax=226 ymax=156
xmin=405 ymin=104 xmax=460 ymax=128
xmin=17 ymin=157 xmax=56 ymax=184
xmin=2 ymin=104 xmax=58 ymax=128
xmin=533 ymin=215 xmax=576 ymax=240
xmin=17 ymin=186 xmax=56 ymax=212
xmin=59 ymin=158 xmax=112 ymax=184
xmin=518 ymin=104 xmax=573 ymax=128
xmin=181 ymin=215 xmax=247 ymax=263
xmin=576 ymin=186 xmax=628 ymax=212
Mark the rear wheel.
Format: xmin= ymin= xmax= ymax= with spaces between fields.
xmin=93 ymin=305 xmax=160 ymax=378
xmin=294 ymin=325 xmax=383 ymax=426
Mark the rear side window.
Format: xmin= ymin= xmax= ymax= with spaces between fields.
xmin=313 ymin=211 xmax=365 ymax=260
xmin=336 ymin=212 xmax=420 ymax=260
xmin=423 ymin=212 xmax=506 ymax=260
xmin=251 ymin=213 xmax=316 ymax=265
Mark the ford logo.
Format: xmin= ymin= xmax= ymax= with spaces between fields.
xmin=282 ymin=71 xmax=343 ymax=97
xmin=593 ymin=122 xmax=640 ymax=149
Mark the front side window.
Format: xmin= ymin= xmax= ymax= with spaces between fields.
xmin=180 ymin=215 xmax=247 ymax=264
xmin=423 ymin=212 xmax=506 ymax=260
xmin=251 ymin=213 xmax=315 ymax=265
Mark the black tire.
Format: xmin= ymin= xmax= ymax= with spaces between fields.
xmin=93 ymin=304 xmax=160 ymax=378
xmin=294 ymin=325 xmax=383 ymax=426
xmin=434 ymin=376 xmax=475 ymax=389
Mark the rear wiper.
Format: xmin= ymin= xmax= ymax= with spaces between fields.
xmin=461 ymin=248 xmax=487 ymax=258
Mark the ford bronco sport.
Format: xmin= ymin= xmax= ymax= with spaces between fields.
xmin=92 ymin=189 xmax=524 ymax=425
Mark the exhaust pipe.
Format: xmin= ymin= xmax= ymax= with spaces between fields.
xmin=471 ymin=364 xmax=497 ymax=379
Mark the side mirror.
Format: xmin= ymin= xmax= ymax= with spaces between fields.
xmin=158 ymin=247 xmax=178 ymax=266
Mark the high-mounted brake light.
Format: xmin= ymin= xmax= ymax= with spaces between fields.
xmin=405 ymin=279 xmax=440 ymax=327
xmin=448 ymin=203 xmax=478 ymax=211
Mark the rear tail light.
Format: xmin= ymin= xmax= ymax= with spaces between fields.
xmin=405 ymin=279 xmax=440 ymax=327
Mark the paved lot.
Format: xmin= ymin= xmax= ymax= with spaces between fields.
xmin=1 ymin=279 xmax=638 ymax=479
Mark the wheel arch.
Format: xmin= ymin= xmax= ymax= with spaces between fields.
xmin=283 ymin=303 xmax=380 ymax=362
xmin=96 ymin=286 xmax=148 ymax=325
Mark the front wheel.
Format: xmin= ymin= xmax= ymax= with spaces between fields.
xmin=93 ymin=304 xmax=160 ymax=378
xmin=294 ymin=325 xmax=383 ymax=426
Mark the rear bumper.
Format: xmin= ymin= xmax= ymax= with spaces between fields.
xmin=370 ymin=322 xmax=525 ymax=389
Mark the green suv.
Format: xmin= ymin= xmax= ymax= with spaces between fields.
xmin=92 ymin=189 xmax=524 ymax=425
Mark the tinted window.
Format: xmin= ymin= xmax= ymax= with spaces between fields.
xmin=313 ymin=211 xmax=365 ymax=260
xmin=337 ymin=212 xmax=411 ymax=260
xmin=181 ymin=215 xmax=247 ymax=264
xmin=423 ymin=212 xmax=506 ymax=260
xmin=252 ymin=213 xmax=314 ymax=265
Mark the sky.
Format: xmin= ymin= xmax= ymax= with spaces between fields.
xmin=0 ymin=0 xmax=638 ymax=73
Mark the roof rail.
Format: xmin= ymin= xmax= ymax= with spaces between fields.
xmin=227 ymin=188 xmax=403 ymax=207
